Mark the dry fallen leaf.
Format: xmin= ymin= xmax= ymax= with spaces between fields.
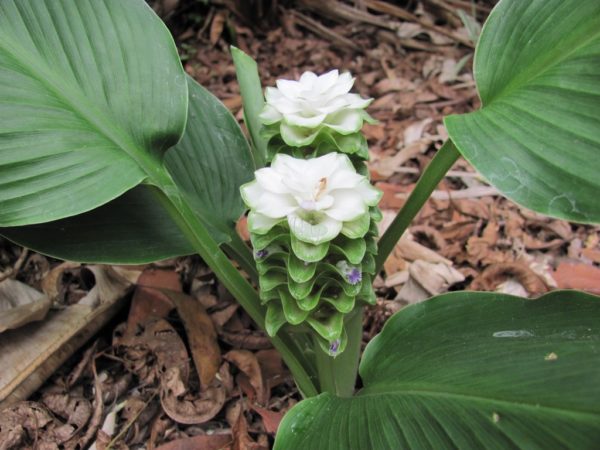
xmin=224 ymin=350 xmax=266 ymax=405
xmin=396 ymin=260 xmax=465 ymax=303
xmin=553 ymin=262 xmax=600 ymax=294
xmin=0 ymin=278 xmax=51 ymax=332
xmin=160 ymin=365 xmax=226 ymax=425
xmin=470 ymin=262 xmax=549 ymax=296
xmin=165 ymin=290 xmax=221 ymax=389
xmin=250 ymin=405 xmax=284 ymax=434
xmin=154 ymin=433 xmax=232 ymax=450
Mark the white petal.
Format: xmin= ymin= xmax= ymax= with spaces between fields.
xmin=324 ymin=109 xmax=363 ymax=134
xmin=299 ymin=71 xmax=318 ymax=88
xmin=343 ymin=93 xmax=373 ymax=109
xmin=271 ymin=153 xmax=303 ymax=172
xmin=255 ymin=168 xmax=288 ymax=194
xmin=307 ymin=152 xmax=341 ymax=179
xmin=314 ymin=194 xmax=335 ymax=210
xmin=288 ymin=213 xmax=342 ymax=245
xmin=273 ymin=97 xmax=302 ymax=115
xmin=259 ymin=105 xmax=283 ymax=125
xmin=316 ymin=97 xmax=350 ymax=115
xmin=277 ymin=79 xmax=303 ymax=99
xmin=255 ymin=192 xmax=298 ymax=218
xmin=328 ymin=72 xmax=354 ymax=97
xmin=247 ymin=211 xmax=281 ymax=234
xmin=326 ymin=169 xmax=364 ymax=191
xmin=240 ymin=180 xmax=265 ymax=209
xmin=314 ymin=70 xmax=339 ymax=93
xmin=355 ymin=179 xmax=382 ymax=206
xmin=265 ymin=87 xmax=285 ymax=104
xmin=324 ymin=189 xmax=368 ymax=221
xmin=284 ymin=113 xmax=326 ymax=128
xmin=280 ymin=123 xmax=320 ymax=147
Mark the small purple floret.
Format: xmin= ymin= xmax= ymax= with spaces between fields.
xmin=255 ymin=249 xmax=269 ymax=259
xmin=329 ymin=339 xmax=341 ymax=355
xmin=347 ymin=268 xmax=362 ymax=285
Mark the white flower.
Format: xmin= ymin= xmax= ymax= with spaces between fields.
xmin=241 ymin=153 xmax=381 ymax=245
xmin=259 ymin=70 xmax=373 ymax=147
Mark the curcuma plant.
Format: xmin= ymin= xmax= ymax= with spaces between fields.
xmin=0 ymin=0 xmax=599 ymax=448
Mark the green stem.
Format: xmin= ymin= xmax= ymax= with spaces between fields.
xmin=314 ymin=307 xmax=363 ymax=397
xmin=223 ymin=232 xmax=259 ymax=283
xmin=375 ymin=140 xmax=460 ymax=272
xmin=150 ymin=178 xmax=319 ymax=397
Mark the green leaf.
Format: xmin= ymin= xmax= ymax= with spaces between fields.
xmin=445 ymin=0 xmax=600 ymax=224
xmin=275 ymin=291 xmax=600 ymax=449
xmin=165 ymin=76 xmax=255 ymax=243
xmin=231 ymin=46 xmax=268 ymax=168
xmin=1 ymin=76 xmax=254 ymax=263
xmin=0 ymin=186 xmax=193 ymax=263
xmin=0 ymin=0 xmax=187 ymax=226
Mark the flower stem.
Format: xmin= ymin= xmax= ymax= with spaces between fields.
xmin=314 ymin=307 xmax=363 ymax=397
xmin=150 ymin=177 xmax=319 ymax=397
xmin=223 ymin=231 xmax=259 ymax=283
xmin=375 ymin=140 xmax=460 ymax=272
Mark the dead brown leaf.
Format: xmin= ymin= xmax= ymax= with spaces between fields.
xmin=0 ymin=279 xmax=51 ymax=332
xmin=470 ymin=262 xmax=549 ymax=296
xmin=553 ymin=262 xmax=600 ymax=294
xmin=256 ymin=349 xmax=289 ymax=391
xmin=224 ymin=350 xmax=266 ymax=405
xmin=160 ymin=366 xmax=226 ymax=425
xmin=250 ymin=405 xmax=284 ymax=434
xmin=155 ymin=433 xmax=232 ymax=450
xmin=165 ymin=290 xmax=221 ymax=389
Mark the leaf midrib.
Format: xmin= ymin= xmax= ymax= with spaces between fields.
xmin=357 ymin=384 xmax=600 ymax=420
xmin=0 ymin=30 xmax=165 ymax=183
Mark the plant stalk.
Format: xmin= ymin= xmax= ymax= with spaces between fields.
xmin=150 ymin=178 xmax=319 ymax=397
xmin=375 ymin=140 xmax=460 ymax=272
xmin=314 ymin=307 xmax=363 ymax=397
xmin=223 ymin=231 xmax=259 ymax=283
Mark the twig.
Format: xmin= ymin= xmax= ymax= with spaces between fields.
xmin=298 ymin=0 xmax=395 ymax=30
xmin=0 ymin=247 xmax=28 ymax=282
xmin=446 ymin=0 xmax=492 ymax=14
xmin=365 ymin=0 xmax=475 ymax=48
xmin=106 ymin=390 xmax=159 ymax=449
xmin=390 ymin=167 xmax=482 ymax=178
xmin=291 ymin=10 xmax=363 ymax=52
xmin=395 ymin=185 xmax=499 ymax=200
xmin=423 ymin=0 xmax=464 ymax=20
xmin=77 ymin=357 xmax=104 ymax=449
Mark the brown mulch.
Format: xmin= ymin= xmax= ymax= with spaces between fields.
xmin=1 ymin=1 xmax=599 ymax=448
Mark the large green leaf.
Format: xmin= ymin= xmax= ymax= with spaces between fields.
xmin=0 ymin=186 xmax=193 ymax=263
xmin=0 ymin=0 xmax=188 ymax=226
xmin=0 ymin=77 xmax=254 ymax=263
xmin=164 ymin=76 xmax=255 ymax=243
xmin=275 ymin=291 xmax=600 ymax=449
xmin=445 ymin=0 xmax=600 ymax=224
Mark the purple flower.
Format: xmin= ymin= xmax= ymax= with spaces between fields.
xmin=255 ymin=249 xmax=269 ymax=259
xmin=329 ymin=339 xmax=341 ymax=355
xmin=347 ymin=268 xmax=362 ymax=285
